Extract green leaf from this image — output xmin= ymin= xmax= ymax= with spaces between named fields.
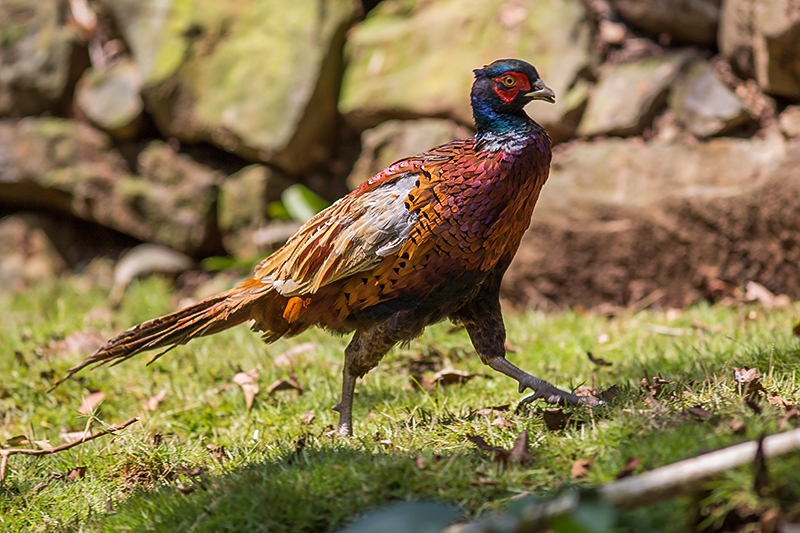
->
xmin=281 ymin=184 xmax=328 ymax=223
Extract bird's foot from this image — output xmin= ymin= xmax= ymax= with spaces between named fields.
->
xmin=332 ymin=403 xmax=354 ymax=437
xmin=516 ymin=378 xmax=603 ymax=410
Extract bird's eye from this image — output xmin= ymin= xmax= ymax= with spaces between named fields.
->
xmin=501 ymin=75 xmax=517 ymax=88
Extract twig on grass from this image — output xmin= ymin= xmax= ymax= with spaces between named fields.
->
xmin=0 ymin=417 xmax=139 ymax=481
xmin=447 ymin=427 xmax=800 ymax=532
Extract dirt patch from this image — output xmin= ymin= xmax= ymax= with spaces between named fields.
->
xmin=503 ymin=167 xmax=800 ymax=309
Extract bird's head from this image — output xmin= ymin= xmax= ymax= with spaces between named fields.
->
xmin=471 ymin=59 xmax=555 ymax=114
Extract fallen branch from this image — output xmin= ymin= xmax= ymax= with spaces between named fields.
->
xmin=0 ymin=417 xmax=139 ymax=481
xmin=447 ymin=427 xmax=800 ymax=532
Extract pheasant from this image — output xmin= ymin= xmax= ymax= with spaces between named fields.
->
xmin=54 ymin=59 xmax=588 ymax=435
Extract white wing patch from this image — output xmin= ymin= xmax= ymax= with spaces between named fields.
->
xmin=268 ymin=173 xmax=420 ymax=296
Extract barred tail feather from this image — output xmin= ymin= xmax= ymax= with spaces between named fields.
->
xmin=51 ymin=282 xmax=269 ymax=390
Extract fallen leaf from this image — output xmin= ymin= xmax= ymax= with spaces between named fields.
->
xmin=744 ymin=281 xmax=776 ymax=308
xmin=733 ymin=367 xmax=765 ymax=401
xmin=767 ymin=394 xmax=793 ymax=408
xmin=300 ymin=410 xmax=315 ymax=425
xmin=729 ymin=419 xmax=746 ymax=434
xmin=415 ymin=456 xmax=426 ymax=470
xmin=78 ymin=391 xmax=105 ymax=415
xmin=265 ymin=377 xmax=304 ymax=396
xmin=176 ymin=482 xmax=194 ymax=495
xmin=641 ymin=376 xmax=674 ymax=397
xmin=794 ymin=322 xmax=800 ymax=336
xmin=4 ymin=435 xmax=31 ymax=447
xmin=587 ymin=351 xmax=612 ymax=367
xmin=615 ymin=457 xmax=641 ymax=479
xmin=470 ymin=479 xmax=499 ymax=486
xmin=543 ymin=408 xmax=571 ymax=431
xmin=760 ymin=508 xmax=782 ymax=533
xmin=273 ymin=342 xmax=317 ymax=367
xmin=508 ymin=431 xmax=533 ymax=464
xmin=466 ymin=435 xmax=509 ymax=464
xmin=67 ymin=466 xmax=87 ymax=481
xmin=14 ymin=351 xmax=27 ymax=368
xmin=33 ymin=440 xmax=53 ymax=451
xmin=207 ymin=444 xmax=228 ymax=461
xmin=685 ymin=405 xmax=713 ymax=420
xmin=574 ymin=385 xmax=601 ymax=404
xmin=432 ymin=368 xmax=475 ymax=387
xmin=233 ymin=368 xmax=260 ymax=410
xmin=779 ymin=407 xmax=800 ymax=430
xmin=571 ymin=459 xmax=592 ymax=479
xmin=142 ymin=388 xmax=168 ymax=412
xmin=474 ymin=404 xmax=510 ymax=417
xmin=46 ymin=329 xmax=107 ymax=359
xmin=491 ymin=417 xmax=514 ymax=429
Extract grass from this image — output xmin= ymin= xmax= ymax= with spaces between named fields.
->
xmin=1 ymin=266 xmax=800 ymax=532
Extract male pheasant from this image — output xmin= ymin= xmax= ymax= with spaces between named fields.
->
xmin=55 ymin=59 xmax=587 ymax=435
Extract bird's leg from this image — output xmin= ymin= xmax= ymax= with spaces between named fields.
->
xmin=463 ymin=317 xmax=587 ymax=407
xmin=333 ymin=328 xmax=395 ymax=436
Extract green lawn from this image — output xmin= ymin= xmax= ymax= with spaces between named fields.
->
xmin=2 ymin=269 xmax=799 ymax=532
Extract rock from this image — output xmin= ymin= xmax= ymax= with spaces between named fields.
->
xmin=347 ymin=119 xmax=471 ymax=188
xmin=134 ymin=141 xmax=223 ymax=255
xmin=610 ymin=0 xmax=721 ymax=46
xmin=668 ymin=59 xmax=756 ymax=137
xmin=116 ymin=0 xmax=358 ymax=175
xmin=109 ymin=244 xmax=195 ymax=306
xmin=218 ymin=164 xmax=293 ymax=258
xmin=540 ymin=133 xmax=786 ymax=213
xmin=340 ymin=0 xmax=592 ymax=137
xmin=779 ymin=105 xmax=800 ymax=137
xmin=719 ymin=0 xmax=800 ymax=98
xmin=0 ymin=118 xmax=223 ymax=256
xmin=0 ymin=0 xmax=75 ymax=116
xmin=504 ymin=136 xmax=800 ymax=309
xmin=577 ymin=52 xmax=693 ymax=137
xmin=0 ymin=213 xmax=67 ymax=292
xmin=75 ymin=58 xmax=144 ymax=138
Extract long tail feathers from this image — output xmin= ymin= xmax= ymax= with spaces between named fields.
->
xmin=50 ymin=281 xmax=269 ymax=390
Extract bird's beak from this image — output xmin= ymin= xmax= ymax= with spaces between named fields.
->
xmin=526 ymin=81 xmax=556 ymax=103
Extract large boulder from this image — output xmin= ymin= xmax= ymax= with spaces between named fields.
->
xmin=100 ymin=0 xmax=358 ymax=175
xmin=668 ymin=59 xmax=756 ymax=138
xmin=75 ymin=58 xmax=144 ymax=138
xmin=577 ymin=52 xmax=693 ymax=137
xmin=0 ymin=0 xmax=75 ymax=116
xmin=0 ymin=118 xmax=223 ymax=256
xmin=719 ymin=0 xmax=800 ymax=99
xmin=609 ymin=0 xmax=721 ymax=46
xmin=339 ymin=0 xmax=592 ymax=137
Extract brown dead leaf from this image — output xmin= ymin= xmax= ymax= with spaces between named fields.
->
xmin=587 ymin=351 xmax=612 ymax=367
xmin=743 ymin=281 xmax=788 ymax=308
xmin=432 ymin=368 xmax=475 ymax=387
xmin=491 ymin=417 xmax=514 ymax=429
xmin=509 ymin=431 xmax=533 ymax=464
xmin=779 ymin=407 xmax=800 ymax=430
xmin=470 ymin=479 xmax=499 ymax=486
xmin=415 ymin=456 xmax=426 ymax=470
xmin=474 ymin=404 xmax=510 ymax=417
xmin=767 ymin=393 xmax=793 ymax=408
xmin=685 ymin=405 xmax=713 ymax=420
xmin=233 ymin=368 xmax=260 ymax=410
xmin=78 ymin=391 xmax=105 ymax=415
xmin=571 ymin=459 xmax=592 ymax=479
xmin=67 ymin=466 xmax=87 ymax=481
xmin=265 ymin=377 xmax=304 ymax=396
xmin=760 ymin=508 xmax=782 ymax=533
xmin=273 ymin=342 xmax=317 ymax=367
xmin=794 ymin=322 xmax=800 ymax=336
xmin=543 ymin=408 xmax=571 ymax=431
xmin=46 ymin=329 xmax=107 ymax=359
xmin=466 ymin=435 xmax=509 ymax=464
xmin=207 ymin=444 xmax=228 ymax=461
xmin=574 ymin=385 xmax=601 ymax=404
xmin=33 ymin=439 xmax=53 ymax=451
xmin=615 ymin=457 xmax=641 ymax=479
xmin=4 ymin=435 xmax=31 ymax=447
xmin=142 ymin=388 xmax=168 ymax=412
xmin=300 ymin=410 xmax=315 ymax=425
xmin=733 ymin=367 xmax=764 ymax=396
xmin=176 ymin=482 xmax=194 ymax=494
xmin=729 ymin=419 xmax=746 ymax=434
xmin=641 ymin=376 xmax=674 ymax=397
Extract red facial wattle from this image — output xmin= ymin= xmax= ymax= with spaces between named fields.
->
xmin=492 ymin=72 xmax=532 ymax=103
